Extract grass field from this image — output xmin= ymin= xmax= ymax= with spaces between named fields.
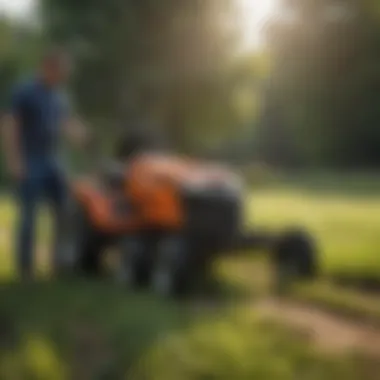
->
xmin=248 ymin=173 xmax=380 ymax=279
xmin=1 ymin=176 xmax=380 ymax=379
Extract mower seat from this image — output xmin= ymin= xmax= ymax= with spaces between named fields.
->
xmin=100 ymin=161 xmax=127 ymax=191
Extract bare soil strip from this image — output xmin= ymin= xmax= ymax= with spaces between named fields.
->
xmin=255 ymin=297 xmax=380 ymax=356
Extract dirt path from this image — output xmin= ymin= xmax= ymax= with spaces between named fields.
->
xmin=255 ymin=297 xmax=380 ymax=356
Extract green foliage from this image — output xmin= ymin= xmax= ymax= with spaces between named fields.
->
xmin=40 ymin=0 xmax=253 ymax=153
xmin=260 ymin=0 xmax=380 ymax=168
xmin=0 ymin=18 xmax=43 ymax=108
xmin=2 ymin=0 xmax=380 ymax=168
xmin=0 ymin=18 xmax=43 ymax=184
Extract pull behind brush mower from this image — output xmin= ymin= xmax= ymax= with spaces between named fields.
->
xmin=62 ymin=131 xmax=318 ymax=298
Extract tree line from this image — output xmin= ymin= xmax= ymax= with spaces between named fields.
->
xmin=1 ymin=0 xmax=380 ymax=172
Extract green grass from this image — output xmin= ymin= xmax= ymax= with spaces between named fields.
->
xmin=241 ymin=177 xmax=380 ymax=326
xmin=0 ymin=281 xmax=187 ymax=379
xmin=248 ymin=185 xmax=380 ymax=278
xmin=1 ymin=175 xmax=380 ymax=379
xmin=1 ymin=282 xmax=376 ymax=380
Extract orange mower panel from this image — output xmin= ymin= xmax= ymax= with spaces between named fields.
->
xmin=71 ymin=180 xmax=141 ymax=234
xmin=126 ymin=155 xmax=185 ymax=229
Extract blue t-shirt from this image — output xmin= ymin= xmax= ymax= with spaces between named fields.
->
xmin=9 ymin=78 xmax=70 ymax=167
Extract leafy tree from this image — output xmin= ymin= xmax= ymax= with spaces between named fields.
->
xmin=41 ymin=0 xmax=254 ymax=153
xmin=261 ymin=0 xmax=380 ymax=167
xmin=0 ymin=17 xmax=43 ymax=183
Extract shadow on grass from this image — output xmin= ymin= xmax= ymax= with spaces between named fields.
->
xmin=0 ymin=267 xmax=264 ymax=377
xmin=331 ymin=275 xmax=380 ymax=294
xmin=0 ymin=279 xmax=190 ymax=379
xmin=254 ymin=174 xmax=380 ymax=200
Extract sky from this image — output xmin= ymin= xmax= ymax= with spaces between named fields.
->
xmin=0 ymin=0 xmax=34 ymax=19
xmin=238 ymin=0 xmax=278 ymax=50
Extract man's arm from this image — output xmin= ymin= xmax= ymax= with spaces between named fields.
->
xmin=1 ymin=88 xmax=25 ymax=180
xmin=60 ymin=92 xmax=89 ymax=148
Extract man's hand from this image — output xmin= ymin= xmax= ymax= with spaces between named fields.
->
xmin=7 ymin=158 xmax=24 ymax=182
xmin=65 ymin=118 xmax=91 ymax=148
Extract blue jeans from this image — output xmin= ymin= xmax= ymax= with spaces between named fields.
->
xmin=16 ymin=161 xmax=68 ymax=277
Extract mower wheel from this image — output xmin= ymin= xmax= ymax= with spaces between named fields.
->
xmin=272 ymin=229 xmax=318 ymax=291
xmin=67 ymin=202 xmax=104 ymax=277
xmin=117 ymin=236 xmax=153 ymax=289
xmin=151 ymin=235 xmax=193 ymax=299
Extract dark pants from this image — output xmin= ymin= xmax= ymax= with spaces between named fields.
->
xmin=16 ymin=162 xmax=68 ymax=278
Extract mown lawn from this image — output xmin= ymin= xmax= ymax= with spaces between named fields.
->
xmin=243 ymin=176 xmax=380 ymax=325
xmin=248 ymin=174 xmax=380 ymax=278
xmin=0 ymin=175 xmax=380 ymax=379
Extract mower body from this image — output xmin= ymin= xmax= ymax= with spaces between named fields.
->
xmin=67 ymin=152 xmax=317 ymax=298
xmin=71 ymin=153 xmax=243 ymax=253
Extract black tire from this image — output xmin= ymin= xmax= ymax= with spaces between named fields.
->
xmin=151 ymin=235 xmax=193 ymax=299
xmin=67 ymin=201 xmax=104 ymax=277
xmin=272 ymin=229 xmax=318 ymax=291
xmin=117 ymin=236 xmax=154 ymax=289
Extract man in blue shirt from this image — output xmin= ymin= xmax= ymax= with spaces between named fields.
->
xmin=2 ymin=48 xmax=87 ymax=280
